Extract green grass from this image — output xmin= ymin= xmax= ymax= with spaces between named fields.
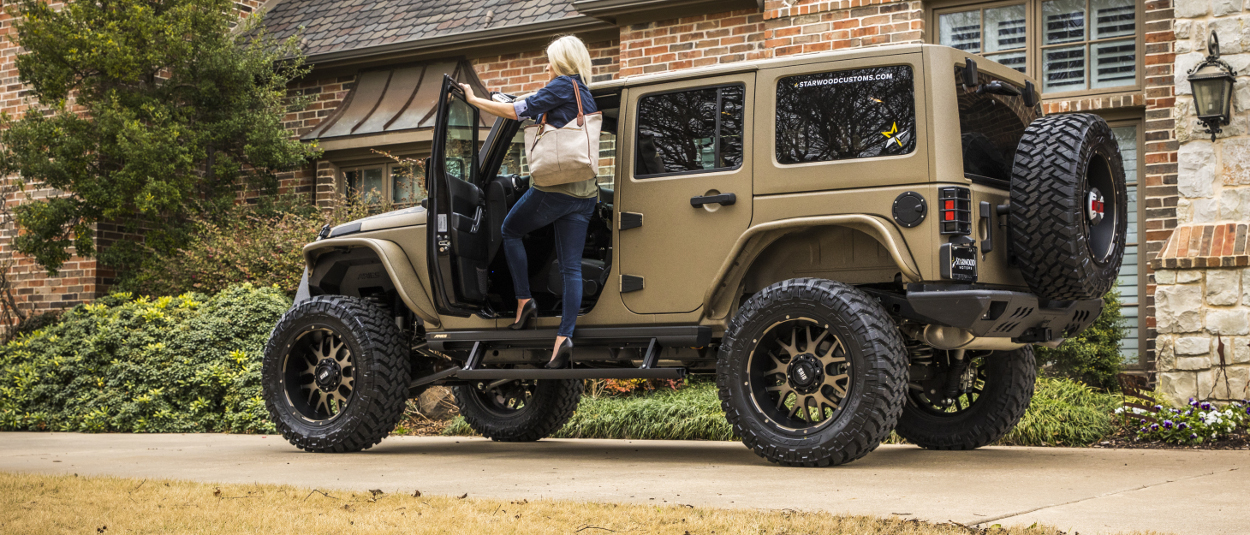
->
xmin=999 ymin=376 xmax=1120 ymax=447
xmin=444 ymin=376 xmax=1121 ymax=447
xmin=444 ymin=381 xmax=735 ymax=441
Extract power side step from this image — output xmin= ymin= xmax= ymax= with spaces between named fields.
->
xmin=408 ymin=335 xmax=688 ymax=392
xmin=424 ymin=325 xmax=711 ymax=351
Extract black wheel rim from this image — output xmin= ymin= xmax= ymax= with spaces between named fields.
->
xmin=747 ymin=318 xmax=853 ymax=431
xmin=468 ymin=379 xmax=537 ymax=417
xmin=282 ymin=327 xmax=356 ymax=422
xmin=906 ymin=349 xmax=987 ymax=416
xmin=1082 ymin=151 xmax=1120 ymax=265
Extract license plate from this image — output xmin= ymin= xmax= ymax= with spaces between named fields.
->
xmin=942 ymin=243 xmax=978 ymax=282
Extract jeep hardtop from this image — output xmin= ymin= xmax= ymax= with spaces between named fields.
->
xmin=262 ymin=44 xmax=1126 ymax=466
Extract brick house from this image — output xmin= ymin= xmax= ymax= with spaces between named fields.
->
xmin=1 ymin=1 xmax=1214 ymax=383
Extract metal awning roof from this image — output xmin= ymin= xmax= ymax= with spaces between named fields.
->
xmin=302 ymin=59 xmax=493 ymax=144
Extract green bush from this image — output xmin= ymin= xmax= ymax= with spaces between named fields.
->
xmin=0 ymin=284 xmax=291 ymax=433
xmin=118 ymin=196 xmax=376 ymax=297
xmin=999 ymin=376 xmax=1120 ymax=447
xmin=445 ymin=376 xmax=1119 ymax=447
xmin=1034 ymin=291 xmax=1127 ymax=390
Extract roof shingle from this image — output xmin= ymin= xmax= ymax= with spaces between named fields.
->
xmin=263 ymin=0 xmax=579 ymax=59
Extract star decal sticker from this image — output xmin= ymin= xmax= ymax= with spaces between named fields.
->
xmin=881 ymin=122 xmax=902 ymax=147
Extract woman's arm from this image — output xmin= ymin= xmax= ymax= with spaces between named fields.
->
xmin=460 ymin=83 xmax=520 ymax=120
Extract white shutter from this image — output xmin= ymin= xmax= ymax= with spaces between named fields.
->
xmin=1092 ymin=0 xmax=1136 ymax=88
xmin=939 ymin=11 xmax=982 ymax=53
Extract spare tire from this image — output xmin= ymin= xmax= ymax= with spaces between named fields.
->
xmin=1009 ymin=113 xmax=1127 ymax=301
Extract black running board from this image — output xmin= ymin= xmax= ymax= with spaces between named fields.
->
xmin=456 ymin=367 xmax=685 ymax=380
xmin=425 ymin=325 xmax=711 ymax=351
xmin=408 ymin=365 xmax=684 ymax=391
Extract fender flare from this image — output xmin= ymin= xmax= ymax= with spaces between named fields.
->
xmin=701 ymin=215 xmax=922 ymax=320
xmin=303 ymin=237 xmax=442 ymax=328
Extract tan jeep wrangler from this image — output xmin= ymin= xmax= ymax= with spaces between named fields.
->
xmin=262 ymin=44 xmax=1126 ymax=466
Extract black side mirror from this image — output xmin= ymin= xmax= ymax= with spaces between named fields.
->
xmin=962 ymin=58 xmax=979 ymax=89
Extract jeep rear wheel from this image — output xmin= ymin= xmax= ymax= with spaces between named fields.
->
xmin=263 ymin=295 xmax=411 ymax=453
xmin=717 ymin=278 xmax=907 ymax=467
xmin=894 ymin=345 xmax=1035 ymax=450
xmin=454 ymin=378 xmax=582 ymax=442
xmin=1010 ymin=113 xmax=1127 ymax=301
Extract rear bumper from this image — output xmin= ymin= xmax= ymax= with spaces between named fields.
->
xmin=874 ymin=288 xmax=1103 ymax=342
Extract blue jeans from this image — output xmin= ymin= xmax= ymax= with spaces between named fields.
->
xmin=501 ymin=188 xmax=598 ymax=337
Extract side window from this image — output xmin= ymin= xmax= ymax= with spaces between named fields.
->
xmin=444 ymin=94 xmax=478 ymax=183
xmin=634 ymin=84 xmax=744 ymax=178
xmin=775 ymin=66 xmax=916 ymax=164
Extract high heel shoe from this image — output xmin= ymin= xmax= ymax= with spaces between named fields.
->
xmin=545 ymin=338 xmax=573 ymax=369
xmin=509 ymin=300 xmax=537 ymax=330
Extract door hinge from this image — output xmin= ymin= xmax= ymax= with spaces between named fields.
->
xmin=621 ymin=275 xmax=644 ymax=293
xmin=620 ymin=212 xmax=643 ymax=231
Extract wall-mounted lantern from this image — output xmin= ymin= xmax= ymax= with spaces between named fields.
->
xmin=1187 ymin=31 xmax=1237 ymax=142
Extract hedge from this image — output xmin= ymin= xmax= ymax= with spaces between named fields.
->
xmin=0 ymin=284 xmax=290 ymax=433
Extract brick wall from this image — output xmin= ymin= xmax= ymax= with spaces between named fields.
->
xmin=763 ymin=0 xmax=924 ymax=56
xmin=619 ymin=10 xmax=766 ymax=77
xmin=0 ymin=2 xmax=107 ymax=323
xmin=474 ymin=39 xmax=620 ymax=95
xmin=1142 ymin=0 xmax=1180 ymax=373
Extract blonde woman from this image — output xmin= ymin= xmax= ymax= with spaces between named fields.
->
xmin=461 ymin=35 xmax=599 ymax=369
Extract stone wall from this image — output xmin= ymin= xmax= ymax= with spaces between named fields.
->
xmin=1153 ymin=0 xmax=1250 ymax=403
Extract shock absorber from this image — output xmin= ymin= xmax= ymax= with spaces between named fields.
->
xmin=940 ymin=349 xmax=969 ymax=405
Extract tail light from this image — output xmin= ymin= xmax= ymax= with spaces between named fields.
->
xmin=939 ymin=187 xmax=972 ymax=235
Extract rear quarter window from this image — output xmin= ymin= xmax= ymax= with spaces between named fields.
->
xmin=955 ymin=67 xmax=1038 ymax=184
xmin=775 ymin=65 xmax=916 ymax=164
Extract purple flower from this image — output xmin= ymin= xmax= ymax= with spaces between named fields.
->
xmin=1189 ymin=398 xmax=1198 ymax=406
xmin=1190 ymin=433 xmax=1198 ymax=439
xmin=1163 ymin=420 xmax=1174 ymax=429
xmin=1150 ymin=423 xmax=1160 ymax=431
xmin=1201 ymin=402 xmax=1213 ymax=410
xmin=1178 ymin=423 xmax=1189 ymax=430
xmin=1172 ymin=409 xmax=1180 ymax=414
xmin=1154 ymin=405 xmax=1164 ymax=411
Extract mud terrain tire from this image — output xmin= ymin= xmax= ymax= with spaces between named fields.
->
xmin=717 ymin=278 xmax=907 ymax=467
xmin=895 ymin=346 xmax=1036 ymax=450
xmin=1010 ymin=113 xmax=1127 ymax=301
xmin=263 ymin=295 xmax=410 ymax=453
xmin=455 ymin=379 xmax=582 ymax=442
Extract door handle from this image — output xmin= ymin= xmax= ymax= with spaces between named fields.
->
xmin=469 ymin=206 xmax=484 ymax=233
xmin=690 ymin=193 xmax=736 ymax=207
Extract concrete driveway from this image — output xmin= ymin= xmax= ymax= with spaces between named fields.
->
xmin=3 ymin=433 xmax=1246 ymax=535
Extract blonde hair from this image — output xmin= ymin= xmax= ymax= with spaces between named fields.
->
xmin=546 ymin=35 xmax=593 ymax=83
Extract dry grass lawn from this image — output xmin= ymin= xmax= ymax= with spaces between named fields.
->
xmin=0 ymin=471 xmax=1165 ymax=535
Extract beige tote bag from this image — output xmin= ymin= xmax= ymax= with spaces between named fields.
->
xmin=523 ymin=79 xmax=602 ymax=187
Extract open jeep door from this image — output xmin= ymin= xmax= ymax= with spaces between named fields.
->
xmin=428 ymin=75 xmax=490 ymax=315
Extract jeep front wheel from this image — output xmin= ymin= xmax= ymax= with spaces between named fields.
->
xmin=717 ymin=278 xmax=907 ymax=467
xmin=262 ymin=295 xmax=410 ymax=453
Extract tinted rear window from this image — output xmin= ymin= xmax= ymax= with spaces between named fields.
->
xmin=775 ymin=66 xmax=916 ymax=164
xmin=955 ymin=67 xmax=1038 ymax=184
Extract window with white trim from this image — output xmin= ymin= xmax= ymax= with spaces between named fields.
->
xmin=933 ymin=0 xmax=1140 ymax=96
xmin=342 ymin=162 xmax=425 ymax=205
xmin=1110 ymin=123 xmax=1144 ymax=367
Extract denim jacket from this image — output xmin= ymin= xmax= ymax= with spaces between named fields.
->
xmin=511 ymin=74 xmax=600 ymax=199
xmin=512 ymin=75 xmax=597 ymax=129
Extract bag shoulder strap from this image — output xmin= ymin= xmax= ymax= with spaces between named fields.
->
xmin=539 ymin=76 xmax=587 ymax=127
